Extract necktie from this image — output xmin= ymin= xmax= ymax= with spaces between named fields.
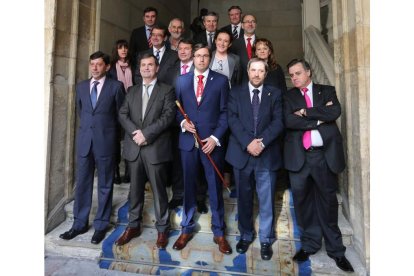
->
xmin=181 ymin=64 xmax=189 ymax=75
xmin=147 ymin=28 xmax=153 ymax=48
xmin=252 ymin=89 xmax=260 ymax=135
xmin=90 ymin=80 xmax=99 ymax=109
xmin=155 ymin=50 xmax=160 ymax=61
xmin=246 ymin=37 xmax=252 ymax=59
xmin=232 ymin=25 xmax=238 ymax=39
xmin=208 ymin=32 xmax=214 ymax=48
xmin=196 ymin=75 xmax=204 ymax=105
xmin=142 ymin=84 xmax=152 ymax=118
xmin=302 ymin=87 xmax=312 ymax=149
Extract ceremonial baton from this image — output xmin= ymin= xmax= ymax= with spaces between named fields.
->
xmin=175 ymin=100 xmax=231 ymax=193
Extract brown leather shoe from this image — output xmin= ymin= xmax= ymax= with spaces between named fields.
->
xmin=172 ymin=233 xmax=193 ymax=250
xmin=213 ymin=236 xmax=233 ymax=255
xmin=156 ymin=231 xmax=169 ymax=249
xmin=115 ymin=227 xmax=141 ymax=246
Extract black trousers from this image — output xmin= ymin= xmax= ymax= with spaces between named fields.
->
xmin=289 ymin=149 xmax=346 ymax=257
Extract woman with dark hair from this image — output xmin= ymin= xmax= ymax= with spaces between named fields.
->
xmin=209 ymin=29 xmax=241 ymax=88
xmin=108 ymin=39 xmax=135 ymax=184
xmin=252 ymin=38 xmax=287 ymax=95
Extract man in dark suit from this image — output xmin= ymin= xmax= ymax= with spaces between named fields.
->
xmin=167 ymin=39 xmax=195 ymax=210
xmin=284 ymin=59 xmax=354 ymax=272
xmin=129 ymin=7 xmax=158 ymax=68
xmin=230 ymin=14 xmax=257 ymax=83
xmin=59 ymin=51 xmax=125 ymax=244
xmin=172 ymin=44 xmax=232 ymax=255
xmin=135 ymin=25 xmax=178 ymax=86
xmin=220 ymin=5 xmax=244 ymax=40
xmin=193 ymin=11 xmax=219 ymax=52
xmin=226 ymin=58 xmax=284 ymax=260
xmin=115 ymin=53 xmax=176 ymax=249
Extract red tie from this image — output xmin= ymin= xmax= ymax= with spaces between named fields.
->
xmin=246 ymin=37 xmax=252 ymax=59
xmin=302 ymin=87 xmax=312 ymax=149
xmin=196 ymin=75 xmax=204 ymax=105
xmin=181 ymin=64 xmax=189 ymax=75
xmin=147 ymin=28 xmax=153 ymax=48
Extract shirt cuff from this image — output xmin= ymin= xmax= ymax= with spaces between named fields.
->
xmin=180 ymin=119 xmax=186 ymax=132
xmin=210 ymin=135 xmax=221 ymax=147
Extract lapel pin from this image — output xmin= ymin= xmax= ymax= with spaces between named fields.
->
xmin=268 ymin=92 xmax=271 ymax=96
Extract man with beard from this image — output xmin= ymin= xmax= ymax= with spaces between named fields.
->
xmin=167 ymin=18 xmax=185 ymax=51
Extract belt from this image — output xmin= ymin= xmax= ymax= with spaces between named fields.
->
xmin=305 ymin=146 xmax=324 ymax=152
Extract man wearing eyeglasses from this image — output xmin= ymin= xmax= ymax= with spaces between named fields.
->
xmin=230 ymin=14 xmax=258 ymax=83
xmin=173 ymin=43 xmax=232 ymax=255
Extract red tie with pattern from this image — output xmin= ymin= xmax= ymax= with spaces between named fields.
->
xmin=246 ymin=37 xmax=252 ymax=59
xmin=302 ymin=87 xmax=312 ymax=149
xmin=196 ymin=75 xmax=204 ymax=105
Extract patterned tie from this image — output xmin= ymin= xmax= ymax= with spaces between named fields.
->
xmin=208 ymin=32 xmax=214 ymax=48
xmin=155 ymin=50 xmax=160 ymax=61
xmin=302 ymin=87 xmax=312 ymax=149
xmin=90 ymin=80 xmax=99 ymax=109
xmin=252 ymin=89 xmax=260 ymax=135
xmin=142 ymin=84 xmax=152 ymax=118
xmin=181 ymin=64 xmax=189 ymax=75
xmin=147 ymin=28 xmax=153 ymax=48
xmin=246 ymin=37 xmax=252 ymax=59
xmin=232 ymin=25 xmax=238 ymax=39
xmin=196 ymin=75 xmax=204 ymax=105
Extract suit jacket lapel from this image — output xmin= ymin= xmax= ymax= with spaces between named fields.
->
xmin=257 ymin=86 xmax=271 ymax=127
xmin=143 ymin=82 xmax=159 ymax=120
xmin=241 ymin=86 xmax=254 ymax=129
xmin=135 ymin=85 xmax=143 ymax=120
xmin=312 ymin=83 xmax=323 ymax=107
xmin=228 ymin=54 xmax=236 ymax=80
xmin=199 ymin=71 xmax=214 ymax=106
xmin=94 ymin=79 xmax=109 ymax=110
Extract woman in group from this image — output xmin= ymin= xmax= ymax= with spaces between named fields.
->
xmin=108 ymin=39 xmax=134 ymax=184
xmin=252 ymin=38 xmax=287 ymax=95
xmin=209 ymin=29 xmax=242 ymax=88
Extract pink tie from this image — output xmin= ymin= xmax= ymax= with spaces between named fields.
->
xmin=181 ymin=64 xmax=189 ymax=75
xmin=302 ymin=87 xmax=312 ymax=149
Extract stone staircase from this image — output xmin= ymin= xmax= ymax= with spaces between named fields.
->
xmin=45 ymin=177 xmax=366 ymax=275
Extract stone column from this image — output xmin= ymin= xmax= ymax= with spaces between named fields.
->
xmin=302 ymin=0 xmax=321 ymax=54
xmin=332 ymin=0 xmax=370 ymax=271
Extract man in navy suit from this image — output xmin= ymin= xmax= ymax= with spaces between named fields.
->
xmin=193 ymin=12 xmax=219 ymax=51
xmin=129 ymin=7 xmax=158 ymax=69
xmin=60 ymin=51 xmax=125 ymax=244
xmin=226 ymin=58 xmax=284 ymax=260
xmin=172 ymin=44 xmax=232 ymax=255
xmin=284 ymin=59 xmax=354 ymax=272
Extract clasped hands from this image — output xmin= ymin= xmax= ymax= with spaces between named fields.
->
xmin=183 ymin=120 xmax=216 ymax=155
xmin=247 ymin=138 xmax=264 ymax=157
xmin=132 ymin=129 xmax=147 ymax=146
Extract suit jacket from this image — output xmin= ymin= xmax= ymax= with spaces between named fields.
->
xmin=76 ymin=78 xmax=125 ymax=157
xmin=209 ymin=51 xmax=242 ymax=88
xmin=134 ymin=48 xmax=178 ymax=86
xmin=118 ymin=81 xmax=176 ymax=164
xmin=129 ymin=26 xmax=150 ymax=66
xmin=171 ymin=60 xmax=195 ymax=87
xmin=229 ymin=36 xmax=257 ymax=83
xmin=283 ymin=83 xmax=345 ymax=174
xmin=226 ymin=84 xmax=284 ymax=170
xmin=220 ymin=24 xmax=244 ymax=39
xmin=193 ymin=31 xmax=217 ymax=51
xmin=175 ymin=70 xmax=229 ymax=151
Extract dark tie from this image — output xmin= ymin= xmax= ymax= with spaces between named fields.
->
xmin=147 ymin=28 xmax=153 ymax=48
xmin=232 ymin=25 xmax=238 ymax=38
xmin=90 ymin=81 xmax=99 ymax=109
xmin=155 ymin=50 xmax=160 ymax=61
xmin=208 ymin=32 xmax=214 ymax=48
xmin=252 ymin=89 xmax=260 ymax=135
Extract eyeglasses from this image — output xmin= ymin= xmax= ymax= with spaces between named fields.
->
xmin=243 ymin=20 xmax=256 ymax=24
xmin=194 ymin=54 xmax=210 ymax=59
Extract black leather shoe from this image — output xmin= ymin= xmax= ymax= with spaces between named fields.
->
xmin=329 ymin=255 xmax=354 ymax=272
xmin=168 ymin=198 xmax=183 ymax=209
xmin=293 ymin=248 xmax=314 ymax=262
xmin=197 ymin=200 xmax=208 ymax=214
xmin=236 ymin=239 xmax=252 ymax=254
xmin=260 ymin=243 xmax=273 ymax=260
xmin=59 ymin=226 xmax=88 ymax=240
xmin=91 ymin=230 xmax=106 ymax=244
